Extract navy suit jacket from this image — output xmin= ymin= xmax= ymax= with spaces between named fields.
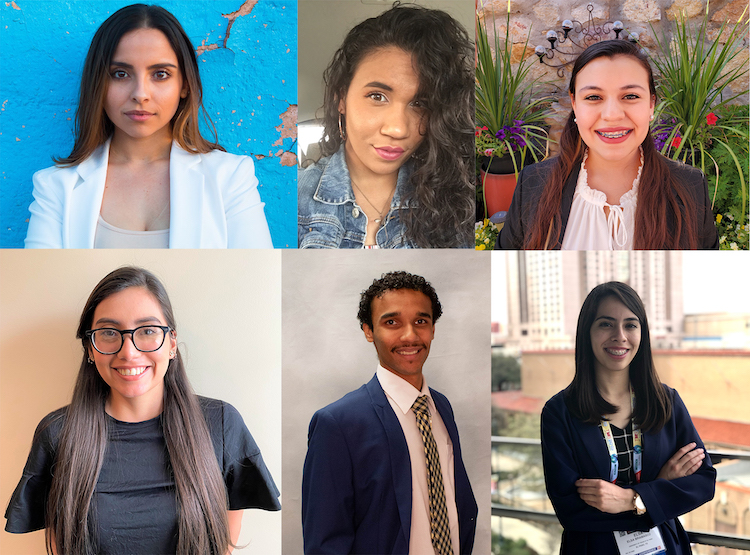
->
xmin=497 ymin=156 xmax=719 ymax=249
xmin=541 ymin=385 xmax=716 ymax=554
xmin=302 ymin=375 xmax=478 ymax=554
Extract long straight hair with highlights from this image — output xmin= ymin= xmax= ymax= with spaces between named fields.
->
xmin=55 ymin=4 xmax=223 ymax=166
xmin=44 ymin=267 xmax=230 ymax=555
xmin=318 ymin=3 xmax=475 ymax=248
xmin=525 ymin=40 xmax=698 ymax=249
xmin=565 ymin=281 xmax=672 ymax=432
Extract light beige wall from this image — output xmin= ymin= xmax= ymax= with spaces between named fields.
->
xmin=0 ymin=250 xmax=281 ymax=554
xmin=522 ymin=350 xmax=750 ymax=423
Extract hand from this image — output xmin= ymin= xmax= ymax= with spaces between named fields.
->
xmin=657 ymin=442 xmax=705 ymax=481
xmin=576 ymin=478 xmax=635 ymax=514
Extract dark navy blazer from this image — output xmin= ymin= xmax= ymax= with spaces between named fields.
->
xmin=541 ymin=385 xmax=716 ymax=554
xmin=302 ymin=375 xmax=478 ymax=554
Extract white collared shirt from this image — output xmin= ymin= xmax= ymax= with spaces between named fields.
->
xmin=376 ymin=365 xmax=459 ymax=555
xmin=561 ymin=148 xmax=643 ymax=250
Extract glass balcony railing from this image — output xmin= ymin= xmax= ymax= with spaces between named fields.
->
xmin=491 ymin=436 xmax=750 ymax=554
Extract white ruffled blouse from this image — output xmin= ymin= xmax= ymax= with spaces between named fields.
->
xmin=561 ymin=148 xmax=643 ymax=250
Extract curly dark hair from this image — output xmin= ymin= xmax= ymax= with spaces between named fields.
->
xmin=319 ymin=2 xmax=475 ymax=248
xmin=357 ymin=271 xmax=442 ymax=329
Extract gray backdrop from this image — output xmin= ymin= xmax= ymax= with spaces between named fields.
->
xmin=282 ymin=250 xmax=491 ymax=554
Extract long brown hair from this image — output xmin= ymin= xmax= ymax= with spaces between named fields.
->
xmin=318 ymin=3 xmax=475 ymax=248
xmin=565 ymin=282 xmax=672 ymax=432
xmin=45 ymin=267 xmax=231 ymax=554
xmin=55 ymin=4 xmax=223 ymax=167
xmin=526 ymin=40 xmax=698 ymax=249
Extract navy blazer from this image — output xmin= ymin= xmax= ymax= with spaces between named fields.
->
xmin=541 ymin=386 xmax=716 ymax=554
xmin=498 ymin=156 xmax=719 ymax=249
xmin=302 ymin=375 xmax=478 ymax=554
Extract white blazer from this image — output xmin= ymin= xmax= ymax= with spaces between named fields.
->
xmin=24 ymin=140 xmax=274 ymax=248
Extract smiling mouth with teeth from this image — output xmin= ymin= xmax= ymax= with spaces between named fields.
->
xmin=115 ymin=367 xmax=148 ymax=376
xmin=596 ymin=130 xmax=632 ymax=139
xmin=605 ymin=348 xmax=628 ymax=355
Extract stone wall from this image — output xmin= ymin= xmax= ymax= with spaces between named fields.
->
xmin=478 ymin=0 xmax=749 ymax=152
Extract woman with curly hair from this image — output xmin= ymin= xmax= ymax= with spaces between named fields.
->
xmin=498 ymin=40 xmax=718 ymax=250
xmin=298 ymin=3 xmax=475 ymax=248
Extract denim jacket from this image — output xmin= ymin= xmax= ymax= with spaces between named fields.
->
xmin=298 ymin=146 xmax=415 ymax=248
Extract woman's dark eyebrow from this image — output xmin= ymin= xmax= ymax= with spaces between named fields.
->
xmin=364 ymin=81 xmax=393 ymax=91
xmin=579 ymin=84 xmax=647 ymax=92
xmin=110 ymin=61 xmax=178 ymax=70
xmin=595 ymin=315 xmax=640 ymax=322
xmin=93 ymin=316 xmax=163 ymax=326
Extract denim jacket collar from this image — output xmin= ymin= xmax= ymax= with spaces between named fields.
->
xmin=313 ymin=145 xmax=416 ymax=210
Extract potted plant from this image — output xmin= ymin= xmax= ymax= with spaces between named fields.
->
xmin=647 ymin=3 xmax=748 ymax=246
xmin=475 ymin=1 xmax=551 ymax=220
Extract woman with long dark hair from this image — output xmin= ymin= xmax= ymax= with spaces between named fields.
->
xmin=25 ymin=4 xmax=273 ymax=248
xmin=4 ymin=267 xmax=280 ymax=554
xmin=297 ymin=3 xmax=475 ymax=248
xmin=541 ymin=282 xmax=715 ymax=553
xmin=499 ymin=40 xmax=718 ymax=250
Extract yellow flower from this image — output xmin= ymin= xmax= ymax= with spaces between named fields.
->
xmin=476 ymin=244 xmax=486 ymax=250
xmin=716 ymin=213 xmax=722 ymax=224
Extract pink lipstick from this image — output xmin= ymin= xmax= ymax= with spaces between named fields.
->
xmin=374 ymin=146 xmax=405 ymax=161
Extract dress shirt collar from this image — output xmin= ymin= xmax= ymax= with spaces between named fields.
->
xmin=376 ymin=365 xmax=433 ymax=415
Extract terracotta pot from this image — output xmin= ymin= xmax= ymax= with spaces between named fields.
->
xmin=479 ymin=169 xmax=517 ymax=216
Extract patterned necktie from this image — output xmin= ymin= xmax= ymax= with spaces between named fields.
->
xmin=411 ymin=395 xmax=453 ymax=555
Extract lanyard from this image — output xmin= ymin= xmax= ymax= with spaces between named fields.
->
xmin=600 ymin=390 xmax=642 ymax=484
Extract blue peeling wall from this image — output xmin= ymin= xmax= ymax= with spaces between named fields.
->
xmin=0 ymin=0 xmax=297 ymax=248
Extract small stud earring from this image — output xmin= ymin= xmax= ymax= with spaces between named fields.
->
xmin=338 ymin=113 xmax=347 ymax=142
xmin=650 ymin=114 xmax=654 ymax=121
xmin=88 ymin=357 xmax=94 ymax=364
xmin=574 ymin=117 xmax=577 ymax=123
xmin=169 ymin=351 xmax=176 ymax=359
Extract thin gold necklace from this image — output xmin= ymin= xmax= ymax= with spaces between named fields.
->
xmin=350 ymin=178 xmax=395 ymax=224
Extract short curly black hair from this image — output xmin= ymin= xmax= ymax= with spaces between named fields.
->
xmin=357 ymin=271 xmax=442 ymax=329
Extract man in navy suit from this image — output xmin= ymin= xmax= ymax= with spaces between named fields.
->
xmin=302 ymin=271 xmax=478 ymax=555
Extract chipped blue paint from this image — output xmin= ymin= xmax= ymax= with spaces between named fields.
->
xmin=0 ymin=0 xmax=297 ymax=248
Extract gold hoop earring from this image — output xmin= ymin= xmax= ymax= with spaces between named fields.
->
xmin=338 ymin=113 xmax=346 ymax=142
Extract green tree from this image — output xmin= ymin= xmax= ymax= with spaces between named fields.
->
xmin=492 ymin=352 xmax=521 ymax=391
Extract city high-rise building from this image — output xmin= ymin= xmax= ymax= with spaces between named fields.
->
xmin=504 ymin=251 xmax=683 ymax=350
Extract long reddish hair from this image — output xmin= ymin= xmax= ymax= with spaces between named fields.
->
xmin=526 ymin=40 xmax=698 ymax=249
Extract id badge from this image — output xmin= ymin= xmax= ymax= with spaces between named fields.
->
xmin=613 ymin=527 xmax=666 ymax=555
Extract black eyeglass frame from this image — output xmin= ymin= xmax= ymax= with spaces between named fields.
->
xmin=85 ymin=325 xmax=172 ymax=355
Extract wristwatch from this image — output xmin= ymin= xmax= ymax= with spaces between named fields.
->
xmin=633 ymin=492 xmax=647 ymax=515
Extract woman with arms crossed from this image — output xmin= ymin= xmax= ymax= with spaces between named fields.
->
xmin=542 ymin=282 xmax=715 ymax=553
xmin=498 ymin=40 xmax=718 ymax=250
xmin=25 ymin=4 xmax=273 ymax=248
xmin=298 ymin=4 xmax=475 ymax=248
xmin=5 ymin=267 xmax=280 ymax=554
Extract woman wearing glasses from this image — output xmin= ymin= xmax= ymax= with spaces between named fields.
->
xmin=5 ymin=267 xmax=280 ymax=554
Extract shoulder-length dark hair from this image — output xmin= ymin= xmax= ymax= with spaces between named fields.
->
xmin=55 ymin=4 xmax=223 ymax=166
xmin=45 ymin=267 xmax=230 ymax=555
xmin=525 ymin=40 xmax=698 ymax=249
xmin=565 ymin=281 xmax=672 ymax=432
xmin=318 ymin=2 xmax=475 ymax=248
